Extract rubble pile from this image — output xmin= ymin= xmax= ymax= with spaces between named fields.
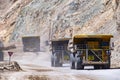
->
xmin=0 ymin=61 xmax=22 ymax=71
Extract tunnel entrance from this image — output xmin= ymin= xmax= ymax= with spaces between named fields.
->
xmin=22 ymin=36 xmax=40 ymax=52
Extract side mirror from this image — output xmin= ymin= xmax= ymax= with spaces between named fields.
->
xmin=110 ymin=42 xmax=114 ymax=50
xmin=112 ymin=42 xmax=114 ymax=47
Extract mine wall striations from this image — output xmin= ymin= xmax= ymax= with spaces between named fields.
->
xmin=0 ymin=0 xmax=120 ymax=67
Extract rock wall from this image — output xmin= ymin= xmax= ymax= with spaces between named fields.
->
xmin=0 ymin=0 xmax=32 ymax=42
xmin=11 ymin=0 xmax=116 ymax=40
xmin=0 ymin=0 xmax=120 ymax=67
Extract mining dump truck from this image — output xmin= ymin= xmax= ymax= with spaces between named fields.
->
xmin=22 ymin=36 xmax=40 ymax=52
xmin=68 ymin=34 xmax=113 ymax=69
xmin=50 ymin=38 xmax=70 ymax=67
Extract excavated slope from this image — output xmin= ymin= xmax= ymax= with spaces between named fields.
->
xmin=0 ymin=0 xmax=120 ymax=67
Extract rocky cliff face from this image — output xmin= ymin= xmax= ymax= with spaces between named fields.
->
xmin=0 ymin=0 xmax=32 ymax=42
xmin=0 ymin=0 xmax=120 ymax=67
xmin=11 ymin=0 xmax=118 ymax=40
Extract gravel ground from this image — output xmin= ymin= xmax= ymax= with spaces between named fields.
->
xmin=1 ymin=51 xmax=120 ymax=80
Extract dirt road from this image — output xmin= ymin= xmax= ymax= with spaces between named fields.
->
xmin=1 ymin=52 xmax=120 ymax=80
xmin=1 ymin=62 xmax=120 ymax=80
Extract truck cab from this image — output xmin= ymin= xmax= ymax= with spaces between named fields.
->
xmin=68 ymin=34 xmax=113 ymax=69
xmin=50 ymin=38 xmax=70 ymax=67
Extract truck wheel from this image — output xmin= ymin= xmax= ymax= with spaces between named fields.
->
xmin=54 ymin=53 xmax=59 ymax=67
xmin=94 ymin=65 xmax=100 ymax=69
xmin=106 ymin=65 xmax=110 ymax=69
xmin=75 ymin=54 xmax=83 ymax=70
xmin=54 ymin=53 xmax=63 ymax=67
xmin=51 ymin=54 xmax=55 ymax=67
xmin=70 ymin=54 xmax=75 ymax=69
xmin=75 ymin=61 xmax=84 ymax=70
xmin=106 ymin=56 xmax=110 ymax=69
xmin=102 ymin=65 xmax=110 ymax=69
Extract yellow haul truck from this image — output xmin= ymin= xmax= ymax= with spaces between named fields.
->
xmin=68 ymin=34 xmax=113 ymax=69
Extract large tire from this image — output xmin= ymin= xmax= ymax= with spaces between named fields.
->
xmin=75 ymin=54 xmax=83 ymax=70
xmin=107 ymin=56 xmax=111 ymax=69
xmin=70 ymin=54 xmax=75 ymax=69
xmin=54 ymin=53 xmax=62 ymax=67
xmin=103 ymin=56 xmax=110 ymax=69
xmin=102 ymin=64 xmax=110 ymax=69
xmin=51 ymin=54 xmax=55 ymax=67
xmin=106 ymin=65 xmax=110 ymax=69
xmin=94 ymin=65 xmax=100 ymax=69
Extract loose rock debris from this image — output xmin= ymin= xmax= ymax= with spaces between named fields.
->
xmin=0 ymin=61 xmax=22 ymax=71
xmin=27 ymin=75 xmax=49 ymax=80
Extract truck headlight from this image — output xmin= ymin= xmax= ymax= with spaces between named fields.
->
xmin=106 ymin=50 xmax=111 ymax=55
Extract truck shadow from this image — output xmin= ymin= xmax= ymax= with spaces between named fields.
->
xmin=110 ymin=67 xmax=120 ymax=69
xmin=86 ymin=67 xmax=120 ymax=70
